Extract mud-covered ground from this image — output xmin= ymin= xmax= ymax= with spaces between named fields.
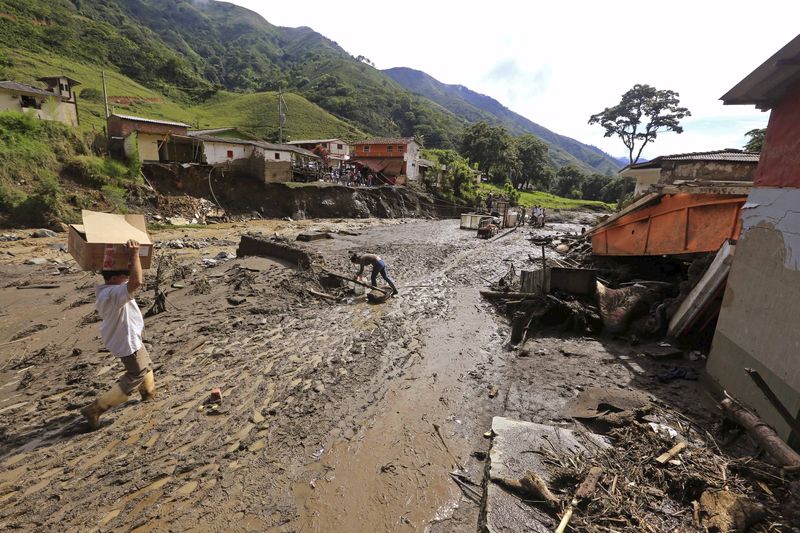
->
xmin=0 ymin=215 xmax=747 ymax=532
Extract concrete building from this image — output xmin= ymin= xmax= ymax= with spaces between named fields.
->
xmin=707 ymin=34 xmax=800 ymax=447
xmin=287 ymin=139 xmax=350 ymax=168
xmin=0 ymin=76 xmax=81 ymax=126
xmin=108 ymin=114 xmax=191 ymax=162
xmin=351 ymin=137 xmax=422 ymax=183
xmin=621 ymin=150 xmax=759 ymax=197
xmin=144 ymin=132 xmax=319 ymax=183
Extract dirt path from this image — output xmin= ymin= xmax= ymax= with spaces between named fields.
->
xmin=0 ymin=218 xmax=528 ymax=531
xmin=7 ymin=214 xmax=701 ymax=532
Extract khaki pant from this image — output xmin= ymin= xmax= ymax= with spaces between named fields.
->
xmin=118 ymin=346 xmax=153 ymax=395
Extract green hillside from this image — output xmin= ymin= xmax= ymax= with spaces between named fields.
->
xmin=384 ymin=67 xmax=621 ymax=176
xmin=0 ymin=0 xmax=463 ymax=147
xmin=0 ymin=0 xmax=617 ymax=168
xmin=2 ymin=49 xmax=364 ymax=141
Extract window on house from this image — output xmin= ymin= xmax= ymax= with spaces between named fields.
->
xmin=275 ymin=153 xmax=281 ymax=159
xmin=20 ymin=95 xmax=41 ymax=109
xmin=398 ymin=145 xmax=404 ymax=150
xmin=60 ymin=83 xmax=69 ymax=93
xmin=387 ymin=145 xmax=394 ymax=153
xmin=337 ymin=144 xmax=343 ymax=150
xmin=363 ymin=146 xmax=370 ymax=153
xmin=227 ymin=150 xmax=234 ymax=159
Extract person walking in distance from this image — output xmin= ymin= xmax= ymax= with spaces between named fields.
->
xmin=351 ymin=252 xmax=398 ymax=295
xmin=81 ymin=239 xmax=155 ymax=429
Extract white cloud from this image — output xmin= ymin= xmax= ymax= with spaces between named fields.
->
xmin=229 ymin=0 xmax=798 ymax=159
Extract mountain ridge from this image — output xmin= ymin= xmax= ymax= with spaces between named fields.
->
xmin=384 ymin=67 xmax=620 ymax=175
xmin=0 ymin=0 xmax=618 ymax=174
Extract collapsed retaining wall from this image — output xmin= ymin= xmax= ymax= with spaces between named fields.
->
xmin=143 ymin=163 xmax=461 ymax=220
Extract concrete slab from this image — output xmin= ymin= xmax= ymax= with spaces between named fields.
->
xmin=486 ymin=417 xmax=608 ymax=533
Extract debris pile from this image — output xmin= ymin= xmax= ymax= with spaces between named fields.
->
xmin=489 ymin=398 xmax=800 ymax=532
xmin=542 ymin=412 xmax=800 ymax=532
xmin=485 ymin=227 xmax=726 ymax=349
xmin=150 ymin=195 xmax=226 ymax=224
xmin=155 ymin=237 xmax=236 ymax=250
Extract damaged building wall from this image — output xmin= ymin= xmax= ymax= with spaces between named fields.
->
xmin=660 ymin=161 xmax=757 ymax=184
xmin=707 ymin=189 xmax=800 ymax=443
xmin=708 ymin=80 xmax=800 ymax=446
xmin=204 ymin=141 xmax=253 ymax=165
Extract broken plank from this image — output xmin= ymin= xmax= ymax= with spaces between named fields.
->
xmin=655 ymin=441 xmax=687 ymax=464
xmin=668 ymin=239 xmax=735 ymax=337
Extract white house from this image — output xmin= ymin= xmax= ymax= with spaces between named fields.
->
xmin=0 ymin=76 xmax=81 ymax=127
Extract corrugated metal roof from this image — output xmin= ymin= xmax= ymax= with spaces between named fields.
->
xmin=0 ymin=80 xmax=60 ymax=98
xmin=354 ymin=137 xmax=418 ymax=145
xmin=187 ymin=127 xmax=237 ymax=136
xmin=628 ymin=150 xmax=759 ymax=170
xmin=110 ymin=113 xmax=190 ymax=128
xmin=37 ymin=76 xmax=81 ymax=86
xmin=187 ymin=135 xmax=318 ymax=157
xmin=287 ymin=139 xmax=345 ymax=145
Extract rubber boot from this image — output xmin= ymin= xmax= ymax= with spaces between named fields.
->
xmin=138 ymin=370 xmax=156 ymax=402
xmin=389 ymin=281 xmax=399 ymax=296
xmin=81 ymin=384 xmax=129 ymax=429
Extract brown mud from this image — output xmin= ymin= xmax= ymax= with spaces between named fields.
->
xmin=0 ymin=214 xmax=763 ymax=532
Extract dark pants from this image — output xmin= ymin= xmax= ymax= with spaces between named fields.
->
xmin=371 ymin=260 xmax=395 ymax=289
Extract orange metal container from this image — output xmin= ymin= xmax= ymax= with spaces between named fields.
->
xmin=591 ymin=193 xmax=746 ymax=256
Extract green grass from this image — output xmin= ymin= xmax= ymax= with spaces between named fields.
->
xmin=477 ymin=183 xmax=614 ymax=211
xmin=4 ymin=49 xmax=366 ymax=141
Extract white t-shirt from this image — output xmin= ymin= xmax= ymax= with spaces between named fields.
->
xmin=95 ymin=283 xmax=144 ymax=358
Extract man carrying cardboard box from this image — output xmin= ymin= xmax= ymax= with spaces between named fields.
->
xmin=81 ymin=239 xmax=156 ymax=429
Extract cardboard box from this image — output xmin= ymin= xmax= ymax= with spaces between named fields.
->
xmin=68 ymin=210 xmax=153 ymax=271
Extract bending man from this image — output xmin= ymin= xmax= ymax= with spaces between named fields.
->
xmin=351 ymin=253 xmax=398 ymax=295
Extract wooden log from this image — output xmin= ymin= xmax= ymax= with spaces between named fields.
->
xmin=557 ymin=466 xmax=603 ymax=533
xmin=575 ymin=466 xmax=603 ymax=499
xmin=721 ymin=398 xmax=800 ymax=467
xmin=479 ymin=290 xmax=543 ymax=300
xmin=307 ymin=288 xmax=337 ymax=300
xmin=321 ymin=270 xmax=388 ymax=294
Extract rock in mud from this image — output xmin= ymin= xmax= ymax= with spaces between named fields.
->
xmin=700 ymin=490 xmax=765 ymax=532
xmin=31 ymin=229 xmax=57 ymax=238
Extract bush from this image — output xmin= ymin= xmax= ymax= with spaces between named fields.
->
xmin=79 ymin=87 xmax=103 ymax=103
xmin=66 ymin=155 xmax=129 ymax=188
xmin=101 ymin=184 xmax=127 ymax=213
xmin=10 ymin=175 xmax=67 ymax=227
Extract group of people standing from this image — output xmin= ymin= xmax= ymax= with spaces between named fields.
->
xmin=324 ymin=167 xmax=377 ymax=187
xmin=530 ymin=205 xmax=546 ymax=227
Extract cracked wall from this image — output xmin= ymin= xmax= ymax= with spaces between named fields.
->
xmin=707 ymin=188 xmax=800 ymax=445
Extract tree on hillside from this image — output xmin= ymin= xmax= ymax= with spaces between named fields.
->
xmin=552 ymin=165 xmax=586 ymax=199
xmin=514 ymin=134 xmax=551 ymax=189
xmin=460 ymin=122 xmax=511 ymax=181
xmin=581 ymin=173 xmax=612 ymax=201
xmin=588 ymin=84 xmax=691 ymax=165
xmin=744 ymin=128 xmax=766 ymax=152
xmin=420 ymin=149 xmax=475 ymax=199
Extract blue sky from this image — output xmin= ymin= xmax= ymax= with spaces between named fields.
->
xmin=230 ymin=0 xmax=799 ymax=160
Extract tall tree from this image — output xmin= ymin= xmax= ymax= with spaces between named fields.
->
xmin=552 ymin=165 xmax=586 ymax=199
xmin=744 ymin=128 xmax=766 ymax=152
xmin=588 ymin=84 xmax=691 ymax=165
xmin=460 ymin=122 xmax=511 ymax=181
xmin=514 ymin=134 xmax=551 ymax=189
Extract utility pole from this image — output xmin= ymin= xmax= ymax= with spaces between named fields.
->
xmin=277 ymin=89 xmax=287 ymax=143
xmin=101 ymin=70 xmax=110 ymax=118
